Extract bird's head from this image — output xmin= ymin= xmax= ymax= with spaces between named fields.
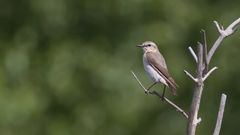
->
xmin=137 ymin=41 xmax=158 ymax=52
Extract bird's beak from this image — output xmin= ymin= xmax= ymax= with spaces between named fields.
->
xmin=137 ymin=44 xmax=143 ymax=47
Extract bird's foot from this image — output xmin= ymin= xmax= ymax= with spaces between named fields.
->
xmin=144 ymin=90 xmax=150 ymax=95
xmin=161 ymin=95 xmax=165 ymax=101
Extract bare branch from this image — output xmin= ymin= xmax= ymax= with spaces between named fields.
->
xmin=188 ymin=46 xmax=198 ymax=63
xmin=150 ymin=91 xmax=189 ymax=119
xmin=208 ymin=18 xmax=240 ymax=64
xmin=186 ymin=18 xmax=239 ymax=135
xmin=201 ymin=29 xmax=209 ymax=74
xmin=203 ymin=67 xmax=218 ymax=81
xmin=213 ymin=94 xmax=227 ymax=135
xmin=214 ymin=21 xmax=224 ymax=35
xmin=131 ymin=70 xmax=149 ymax=93
xmin=227 ymin=18 xmax=240 ymax=31
xmin=187 ymin=44 xmax=204 ymax=135
xmin=131 ymin=71 xmax=188 ymax=119
xmin=184 ymin=70 xmax=198 ymax=82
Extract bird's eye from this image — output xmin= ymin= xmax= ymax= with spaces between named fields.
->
xmin=147 ymin=44 xmax=151 ymax=47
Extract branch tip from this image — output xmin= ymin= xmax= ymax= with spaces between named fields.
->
xmin=184 ymin=70 xmax=198 ymax=82
xmin=188 ymin=46 xmax=198 ymax=63
xmin=203 ymin=66 xmax=218 ymax=81
xmin=195 ymin=118 xmax=202 ymax=125
xmin=208 ymin=18 xmax=240 ymax=64
xmin=214 ymin=20 xmax=222 ymax=33
xmin=213 ymin=93 xmax=227 ymax=135
xmin=201 ymin=29 xmax=205 ymax=33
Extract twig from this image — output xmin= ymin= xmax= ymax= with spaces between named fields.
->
xmin=214 ymin=21 xmax=224 ymax=35
xmin=201 ymin=29 xmax=209 ymax=74
xmin=227 ymin=18 xmax=240 ymax=31
xmin=131 ymin=71 xmax=188 ymax=119
xmin=131 ymin=70 xmax=149 ymax=93
xmin=188 ymin=46 xmax=198 ymax=63
xmin=213 ymin=94 xmax=227 ymax=135
xmin=207 ymin=18 xmax=240 ymax=64
xmin=184 ymin=70 xmax=198 ymax=82
xmin=203 ymin=67 xmax=218 ymax=81
xmin=150 ymin=91 xmax=189 ymax=119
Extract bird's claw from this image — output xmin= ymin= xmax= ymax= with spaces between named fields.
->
xmin=161 ymin=95 xmax=165 ymax=101
xmin=144 ymin=90 xmax=150 ymax=95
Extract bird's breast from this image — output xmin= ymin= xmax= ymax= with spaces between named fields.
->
xmin=143 ymin=54 xmax=167 ymax=85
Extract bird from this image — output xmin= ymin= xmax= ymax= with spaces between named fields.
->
xmin=137 ymin=41 xmax=178 ymax=98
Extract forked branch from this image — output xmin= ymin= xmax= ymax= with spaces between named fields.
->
xmin=207 ymin=18 xmax=240 ymax=64
xmin=186 ymin=18 xmax=240 ymax=135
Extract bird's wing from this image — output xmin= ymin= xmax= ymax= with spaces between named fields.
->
xmin=146 ymin=51 xmax=178 ymax=95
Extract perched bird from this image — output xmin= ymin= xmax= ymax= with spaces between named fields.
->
xmin=137 ymin=41 xmax=178 ymax=97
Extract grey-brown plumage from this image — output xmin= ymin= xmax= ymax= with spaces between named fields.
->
xmin=138 ymin=41 xmax=178 ymax=95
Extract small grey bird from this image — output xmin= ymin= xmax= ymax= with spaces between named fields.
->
xmin=137 ymin=41 xmax=178 ymax=97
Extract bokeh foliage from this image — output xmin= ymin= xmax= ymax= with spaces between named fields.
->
xmin=0 ymin=0 xmax=240 ymax=135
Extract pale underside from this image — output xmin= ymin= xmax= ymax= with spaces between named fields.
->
xmin=143 ymin=53 xmax=168 ymax=86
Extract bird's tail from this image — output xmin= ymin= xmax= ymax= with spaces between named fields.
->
xmin=167 ymin=77 xmax=178 ymax=95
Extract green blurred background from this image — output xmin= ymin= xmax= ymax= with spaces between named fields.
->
xmin=0 ymin=0 xmax=240 ymax=135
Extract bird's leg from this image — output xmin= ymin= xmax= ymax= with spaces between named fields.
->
xmin=147 ymin=82 xmax=157 ymax=90
xmin=146 ymin=82 xmax=157 ymax=94
xmin=161 ymin=85 xmax=166 ymax=101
